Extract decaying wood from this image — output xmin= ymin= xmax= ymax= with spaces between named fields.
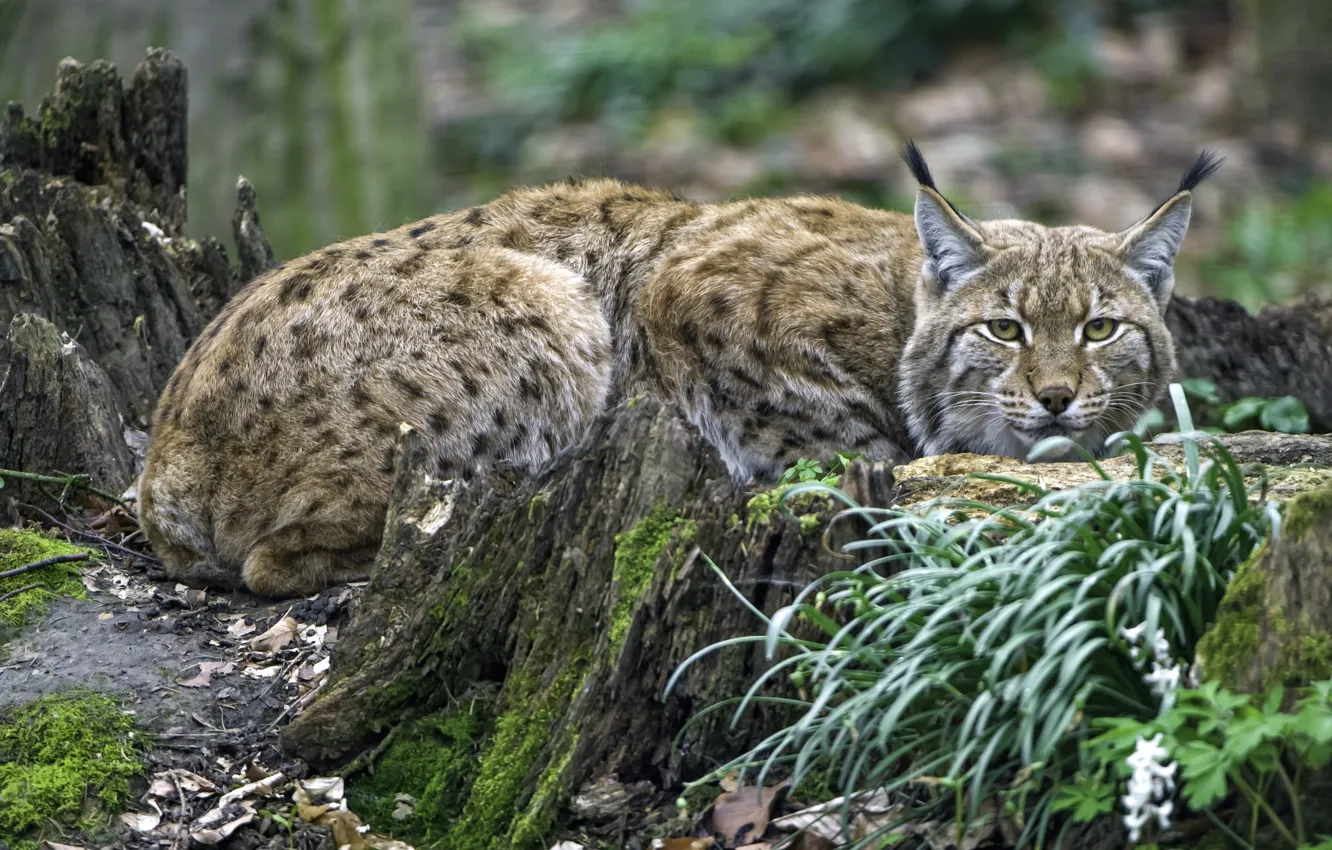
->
xmin=1199 ymin=485 xmax=1332 ymax=697
xmin=0 ymin=48 xmax=274 ymax=426
xmin=0 ymin=314 xmax=138 ymax=508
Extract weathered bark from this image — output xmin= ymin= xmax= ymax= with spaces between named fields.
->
xmin=282 ymin=398 xmax=876 ymax=847
xmin=0 ymin=313 xmax=136 ymax=508
xmin=0 ymin=49 xmax=274 ymax=426
xmin=1166 ymin=294 xmax=1332 ymax=432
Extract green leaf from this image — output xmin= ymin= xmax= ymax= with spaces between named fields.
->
xmin=1176 ymin=740 xmax=1232 ymax=808
xmin=1221 ymin=397 xmax=1267 ymax=430
xmin=1259 ymin=396 xmax=1310 ymax=434
xmin=1050 ymin=780 xmax=1115 ymax=822
xmin=1179 ymin=378 xmax=1222 ymax=405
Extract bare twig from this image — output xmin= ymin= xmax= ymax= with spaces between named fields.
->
xmin=0 ymin=552 xmax=90 ymax=581
xmin=0 ymin=467 xmax=134 ymax=512
xmin=0 ymin=583 xmax=45 ymax=605
xmin=171 ymin=769 xmax=188 ymax=849
xmin=20 ymin=504 xmax=163 ymax=566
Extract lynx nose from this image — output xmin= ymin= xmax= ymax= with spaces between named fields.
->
xmin=1037 ymin=385 xmax=1075 ymax=415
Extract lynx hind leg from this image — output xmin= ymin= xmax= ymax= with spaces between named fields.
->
xmin=241 ymin=538 xmax=380 ymax=598
xmin=137 ymin=467 xmax=238 ymax=589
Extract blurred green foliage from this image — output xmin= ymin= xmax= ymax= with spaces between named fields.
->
xmin=1137 ymin=377 xmax=1313 ymax=438
xmin=1195 ymin=181 xmax=1332 ymax=311
xmin=452 ymin=0 xmax=1087 ymax=157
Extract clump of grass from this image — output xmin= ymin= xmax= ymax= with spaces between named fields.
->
xmin=670 ymin=385 xmax=1281 ymax=846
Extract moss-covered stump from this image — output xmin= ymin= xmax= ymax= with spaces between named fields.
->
xmin=281 ymin=398 xmax=872 ymax=849
xmin=0 ymin=313 xmax=137 ymax=509
xmin=1196 ymin=487 xmax=1332 ymax=694
xmin=0 ymin=49 xmax=276 ymax=426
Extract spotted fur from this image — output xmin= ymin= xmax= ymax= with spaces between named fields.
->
xmin=139 ymin=150 xmax=1218 ymax=596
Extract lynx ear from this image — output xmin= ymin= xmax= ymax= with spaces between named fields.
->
xmin=904 ymin=141 xmax=986 ymax=292
xmin=1117 ymin=150 xmax=1224 ymax=306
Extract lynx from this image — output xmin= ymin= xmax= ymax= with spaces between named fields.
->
xmin=138 ymin=144 xmax=1221 ymax=596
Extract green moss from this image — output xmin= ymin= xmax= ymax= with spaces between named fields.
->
xmin=1282 ymin=487 xmax=1332 ymax=540
xmin=609 ymin=501 xmax=693 ymax=650
xmin=347 ymin=709 xmax=488 ymax=842
xmin=527 ymin=491 xmax=549 ymax=522
xmin=1197 ymin=501 xmax=1332 ymax=692
xmin=509 ymin=729 xmax=575 ymax=848
xmin=1196 ymin=544 xmax=1268 ymax=688
xmin=745 ymin=484 xmax=833 ymax=532
xmin=0 ymin=529 xmax=91 ymax=630
xmin=0 ymin=690 xmax=146 ymax=842
xmin=446 ymin=664 xmax=586 ymax=850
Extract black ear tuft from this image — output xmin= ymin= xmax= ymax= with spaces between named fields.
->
xmin=901 ymin=139 xmax=937 ymax=190
xmin=1177 ymin=149 xmax=1225 ymax=193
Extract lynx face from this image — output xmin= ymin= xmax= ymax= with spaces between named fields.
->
xmin=898 ymin=144 xmax=1222 ymax=460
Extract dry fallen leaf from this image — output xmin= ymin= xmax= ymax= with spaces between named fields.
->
xmin=227 ymin=617 xmax=257 ymax=638
xmin=217 ymin=771 xmax=287 ymax=807
xmin=191 ymin=812 xmax=255 ymax=845
xmin=242 ymin=663 xmax=282 ymax=679
xmin=40 ymin=842 xmax=86 ymax=850
xmin=320 ymin=808 xmax=368 ymax=850
xmin=710 ymin=782 xmax=788 ymax=847
xmin=299 ymin=775 xmax=345 ymax=802
xmin=652 ymin=840 xmax=715 ymax=850
xmin=180 ymin=661 xmax=235 ymax=689
xmin=119 ymin=803 xmax=163 ymax=832
xmin=248 ymin=613 xmax=298 ymax=653
xmin=772 ymin=789 xmax=896 ymax=843
xmin=296 ymin=802 xmax=332 ymax=823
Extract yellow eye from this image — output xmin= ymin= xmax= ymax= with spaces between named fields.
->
xmin=986 ymin=319 xmax=1023 ymax=342
xmin=1085 ymin=318 xmax=1120 ymax=342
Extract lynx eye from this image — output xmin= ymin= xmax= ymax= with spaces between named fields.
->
xmin=986 ymin=319 xmax=1023 ymax=342
xmin=1084 ymin=318 xmax=1119 ymax=342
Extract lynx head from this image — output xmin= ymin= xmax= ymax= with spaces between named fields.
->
xmin=897 ymin=141 xmax=1223 ymax=461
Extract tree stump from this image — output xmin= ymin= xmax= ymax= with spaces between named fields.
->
xmin=1198 ymin=486 xmax=1332 ymax=695
xmin=0 ymin=313 xmax=136 ymax=509
xmin=281 ymin=398 xmax=883 ymax=848
xmin=0 ymin=48 xmax=275 ymax=427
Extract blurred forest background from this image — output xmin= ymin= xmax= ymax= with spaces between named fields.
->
xmin=2 ymin=0 xmax=1331 ymax=310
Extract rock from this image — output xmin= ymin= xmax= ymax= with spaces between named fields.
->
xmin=896 ymin=78 xmax=995 ymax=136
xmin=1079 ymin=115 xmax=1145 ymax=167
xmin=1196 ymin=487 xmax=1332 ymax=695
xmin=0 ymin=313 xmax=136 ymax=509
xmin=795 ymin=95 xmax=899 ymax=182
xmin=1068 ymin=175 xmax=1156 ymax=231
xmin=888 ymin=432 xmax=1332 ymax=510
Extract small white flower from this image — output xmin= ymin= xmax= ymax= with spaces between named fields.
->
xmin=1120 ymin=622 xmax=1148 ymax=643
xmin=1121 ymin=733 xmax=1177 ymax=844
